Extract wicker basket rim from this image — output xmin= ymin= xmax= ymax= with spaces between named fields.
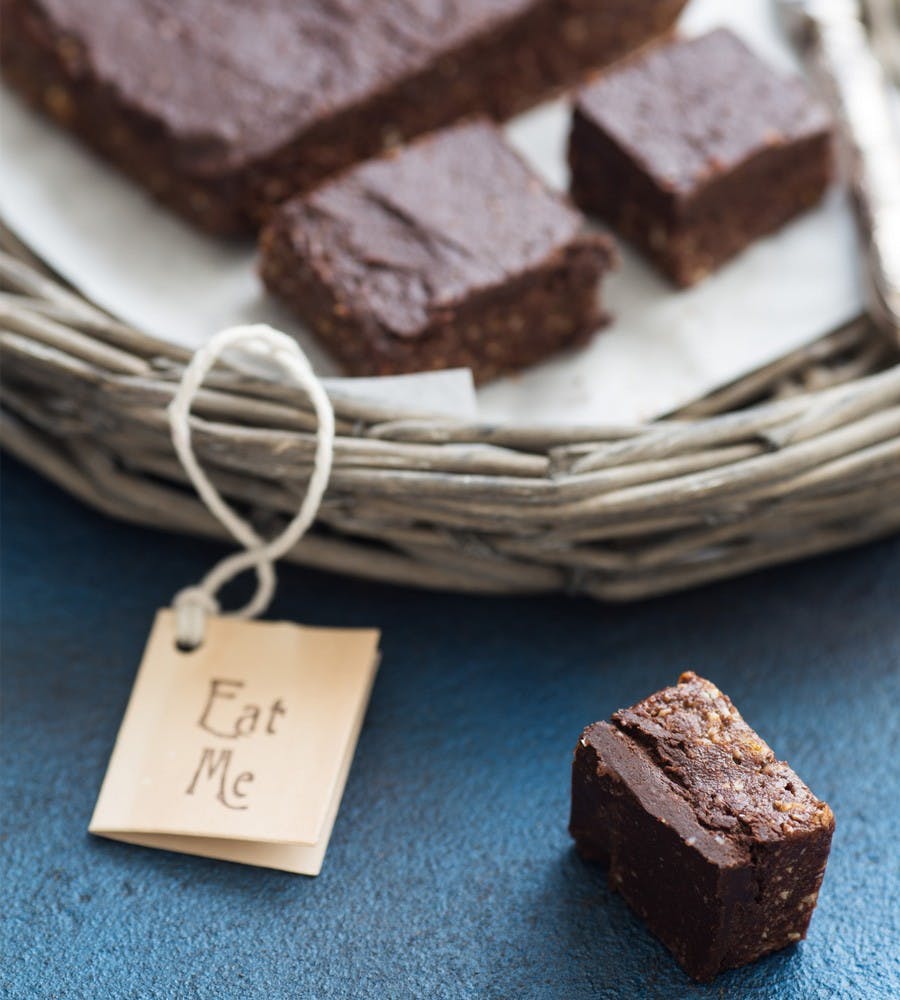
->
xmin=2 ymin=221 xmax=899 ymax=601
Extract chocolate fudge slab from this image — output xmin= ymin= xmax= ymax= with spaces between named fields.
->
xmin=568 ymin=29 xmax=833 ymax=286
xmin=260 ymin=121 xmax=615 ymax=382
xmin=0 ymin=0 xmax=688 ymax=235
xmin=570 ymin=672 xmax=834 ymax=981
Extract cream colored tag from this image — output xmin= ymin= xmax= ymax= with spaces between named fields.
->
xmin=90 ymin=609 xmax=380 ymax=875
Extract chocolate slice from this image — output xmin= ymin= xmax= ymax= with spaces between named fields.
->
xmin=570 ymin=671 xmax=835 ymax=980
xmin=1 ymin=0 xmax=688 ymax=233
xmin=568 ymin=29 xmax=833 ymax=286
xmin=260 ymin=120 xmax=615 ymax=383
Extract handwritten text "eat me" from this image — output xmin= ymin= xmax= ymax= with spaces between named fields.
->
xmin=185 ymin=679 xmax=287 ymax=811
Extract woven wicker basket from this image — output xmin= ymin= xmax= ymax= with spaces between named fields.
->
xmin=2 ymin=221 xmax=899 ymax=601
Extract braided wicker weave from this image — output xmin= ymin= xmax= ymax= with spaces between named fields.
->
xmin=2 ymin=222 xmax=899 ymax=601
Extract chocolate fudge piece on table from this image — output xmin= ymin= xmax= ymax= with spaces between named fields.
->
xmin=260 ymin=120 xmax=615 ymax=383
xmin=570 ymin=672 xmax=834 ymax=981
xmin=1 ymin=0 xmax=688 ymax=235
xmin=568 ymin=29 xmax=833 ymax=286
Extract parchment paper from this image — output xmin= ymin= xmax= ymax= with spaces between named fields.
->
xmin=0 ymin=0 xmax=864 ymax=426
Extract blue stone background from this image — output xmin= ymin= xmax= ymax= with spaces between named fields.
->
xmin=2 ymin=454 xmax=898 ymax=999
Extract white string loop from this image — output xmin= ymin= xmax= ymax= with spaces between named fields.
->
xmin=167 ymin=324 xmax=335 ymax=648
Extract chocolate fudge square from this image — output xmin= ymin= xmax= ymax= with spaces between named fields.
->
xmin=570 ymin=672 xmax=834 ymax=981
xmin=260 ymin=121 xmax=615 ymax=383
xmin=568 ymin=29 xmax=833 ymax=286
xmin=0 ymin=0 xmax=688 ymax=234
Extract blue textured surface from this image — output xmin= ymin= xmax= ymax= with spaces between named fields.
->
xmin=1 ymin=453 xmax=898 ymax=999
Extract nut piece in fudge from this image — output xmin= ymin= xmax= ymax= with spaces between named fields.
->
xmin=568 ymin=29 xmax=833 ymax=286
xmin=260 ymin=120 xmax=615 ymax=383
xmin=569 ymin=671 xmax=834 ymax=981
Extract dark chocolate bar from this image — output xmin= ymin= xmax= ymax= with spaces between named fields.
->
xmin=260 ymin=120 xmax=615 ymax=382
xmin=1 ymin=0 xmax=687 ymax=233
xmin=569 ymin=29 xmax=833 ymax=286
xmin=570 ymin=672 xmax=835 ymax=981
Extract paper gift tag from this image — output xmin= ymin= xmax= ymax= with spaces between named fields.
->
xmin=90 ymin=609 xmax=380 ymax=875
